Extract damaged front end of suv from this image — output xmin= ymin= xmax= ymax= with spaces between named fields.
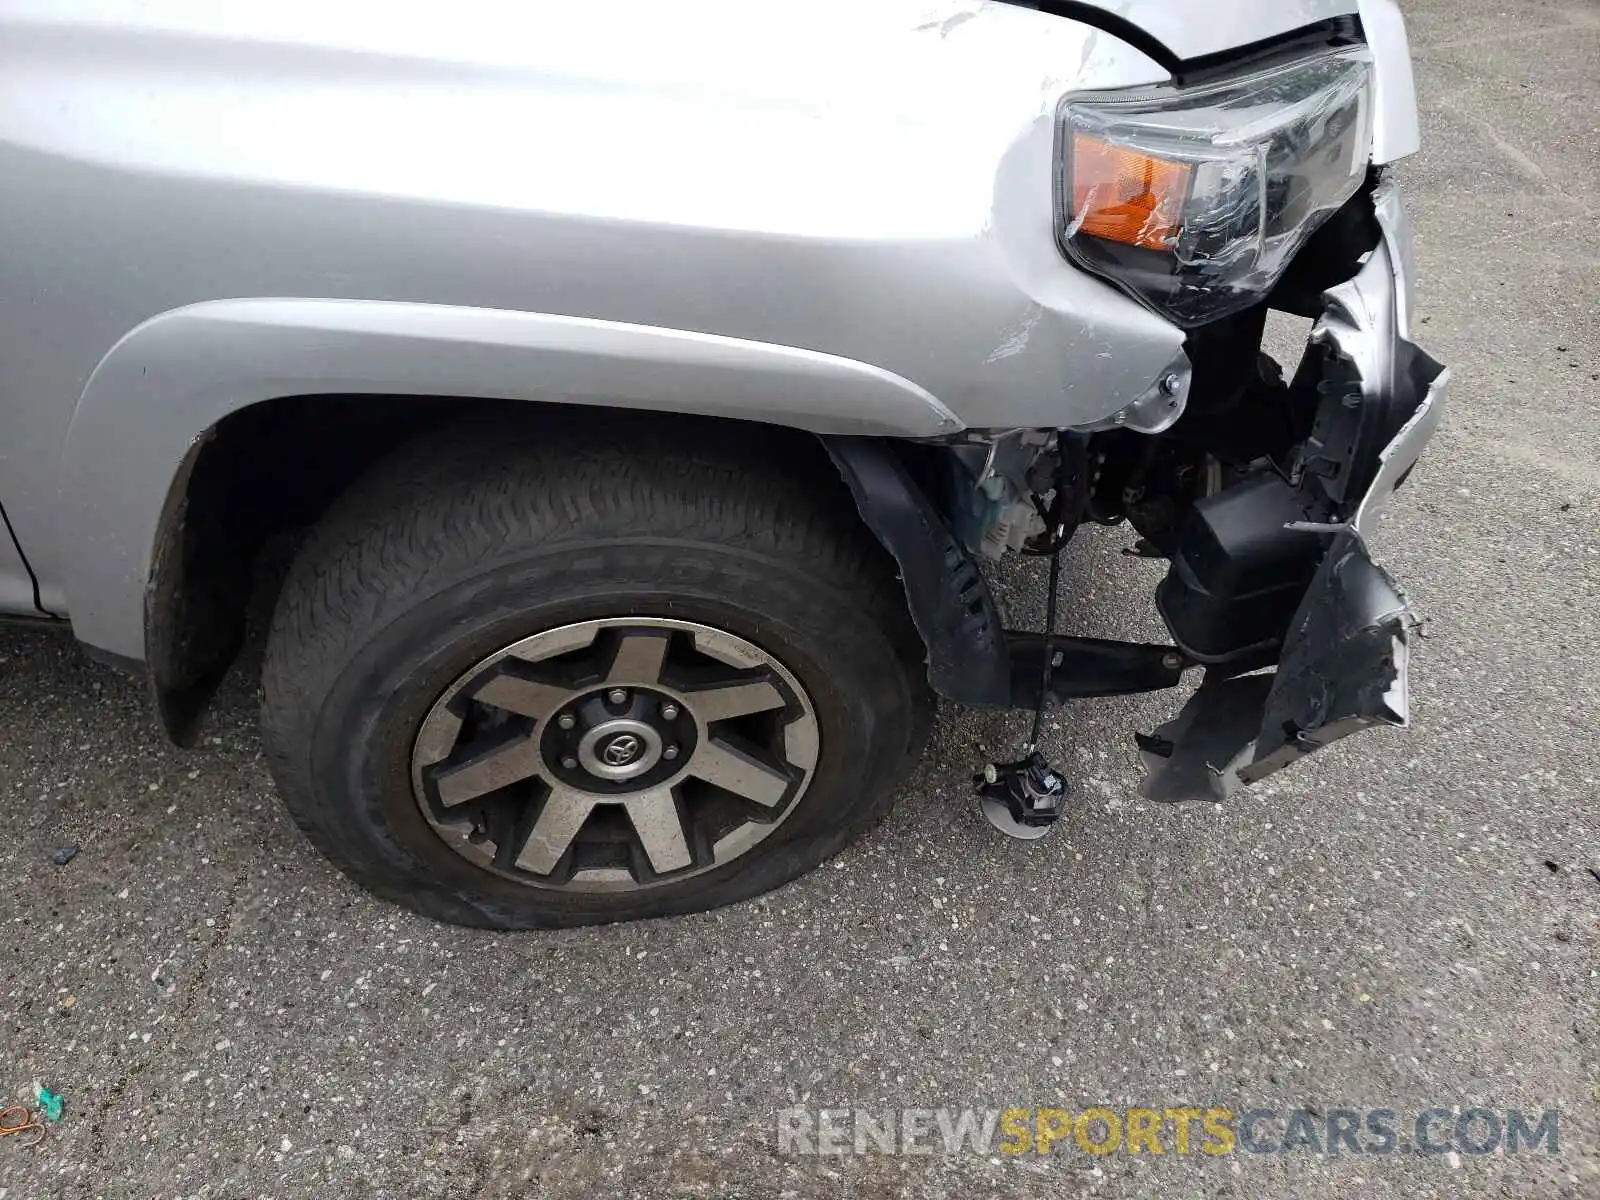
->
xmin=3 ymin=0 xmax=1448 ymax=924
xmin=832 ymin=39 xmax=1446 ymax=821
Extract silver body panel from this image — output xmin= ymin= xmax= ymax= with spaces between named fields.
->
xmin=1337 ymin=182 xmax=1447 ymax=536
xmin=56 ymin=298 xmax=964 ymax=654
xmin=0 ymin=0 xmax=1183 ymax=644
xmin=1356 ymin=0 xmax=1423 ymax=164
xmin=0 ymin=0 xmax=1423 ymax=668
xmin=1053 ymin=0 xmax=1355 ymax=60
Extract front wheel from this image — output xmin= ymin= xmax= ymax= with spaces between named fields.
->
xmin=259 ymin=417 xmax=932 ymax=929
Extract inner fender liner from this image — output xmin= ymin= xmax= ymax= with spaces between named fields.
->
xmin=823 ymin=437 xmax=1012 ymax=709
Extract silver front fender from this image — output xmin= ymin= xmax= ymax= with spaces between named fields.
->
xmin=57 ymin=299 xmax=963 ymax=663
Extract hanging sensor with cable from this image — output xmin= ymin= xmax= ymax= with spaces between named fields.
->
xmin=976 ymin=750 xmax=1067 ymax=840
xmin=977 ymin=431 xmax=1082 ymax=840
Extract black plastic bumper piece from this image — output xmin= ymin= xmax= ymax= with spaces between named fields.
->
xmin=1155 ymin=471 xmax=1328 ymax=663
xmin=1141 ymin=529 xmax=1410 ymax=802
xmin=1238 ymin=530 xmax=1410 ymax=783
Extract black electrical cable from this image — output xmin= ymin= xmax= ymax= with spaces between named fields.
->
xmin=1022 ymin=433 xmax=1088 ymax=557
xmin=1028 ymin=532 xmax=1065 ymax=749
xmin=1027 ymin=430 xmax=1076 ymax=749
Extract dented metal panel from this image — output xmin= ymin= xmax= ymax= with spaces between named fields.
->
xmin=2 ymin=0 xmax=1186 ymax=652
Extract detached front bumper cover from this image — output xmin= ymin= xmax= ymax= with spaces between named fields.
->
xmin=1143 ymin=181 xmax=1449 ymax=801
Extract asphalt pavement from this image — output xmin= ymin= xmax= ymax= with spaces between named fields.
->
xmin=3 ymin=2 xmax=1597 ymax=1196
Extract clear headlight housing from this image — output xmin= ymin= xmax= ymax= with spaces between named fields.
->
xmin=1058 ymin=48 xmax=1373 ymax=327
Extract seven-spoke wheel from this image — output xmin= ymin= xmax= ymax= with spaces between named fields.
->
xmin=412 ymin=619 xmax=819 ymax=891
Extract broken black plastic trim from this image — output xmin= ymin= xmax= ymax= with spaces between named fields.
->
xmin=1139 ymin=672 xmax=1276 ymax=804
xmin=1141 ymin=529 xmax=1411 ymax=802
xmin=824 ymin=437 xmax=1014 ymax=709
xmin=825 ymin=437 xmax=1194 ymax=712
xmin=1238 ymin=530 xmax=1410 ymax=784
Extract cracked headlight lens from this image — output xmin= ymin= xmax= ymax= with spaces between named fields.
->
xmin=1059 ymin=48 xmax=1372 ymax=327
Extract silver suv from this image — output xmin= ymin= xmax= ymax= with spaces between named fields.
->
xmin=0 ymin=1 xmax=1446 ymax=927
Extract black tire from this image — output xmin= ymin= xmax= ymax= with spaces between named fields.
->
xmin=259 ymin=415 xmax=932 ymax=929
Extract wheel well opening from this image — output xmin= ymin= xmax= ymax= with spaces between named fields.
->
xmin=145 ymin=397 xmax=845 ymax=743
xmin=150 ymin=394 xmax=522 ymax=742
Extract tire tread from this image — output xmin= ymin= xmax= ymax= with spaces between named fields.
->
xmin=260 ymin=416 xmax=930 ymax=927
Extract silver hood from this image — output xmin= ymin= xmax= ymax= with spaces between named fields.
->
xmin=1001 ymin=0 xmax=1419 ymax=162
xmin=1002 ymin=0 xmax=1361 ymax=62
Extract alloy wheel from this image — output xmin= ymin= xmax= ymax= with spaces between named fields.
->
xmin=410 ymin=618 xmax=820 ymax=892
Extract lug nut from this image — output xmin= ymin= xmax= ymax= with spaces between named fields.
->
xmin=607 ymin=688 xmax=629 ymax=706
xmin=663 ymin=745 xmax=679 ymax=761
xmin=557 ymin=713 xmax=577 ymax=730
xmin=561 ymin=756 xmax=578 ymax=769
xmin=660 ymin=702 xmax=680 ymax=721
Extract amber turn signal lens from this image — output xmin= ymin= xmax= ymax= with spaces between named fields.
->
xmin=1070 ymin=134 xmax=1193 ymax=252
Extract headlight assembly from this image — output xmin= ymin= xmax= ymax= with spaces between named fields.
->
xmin=1058 ymin=48 xmax=1373 ymax=327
